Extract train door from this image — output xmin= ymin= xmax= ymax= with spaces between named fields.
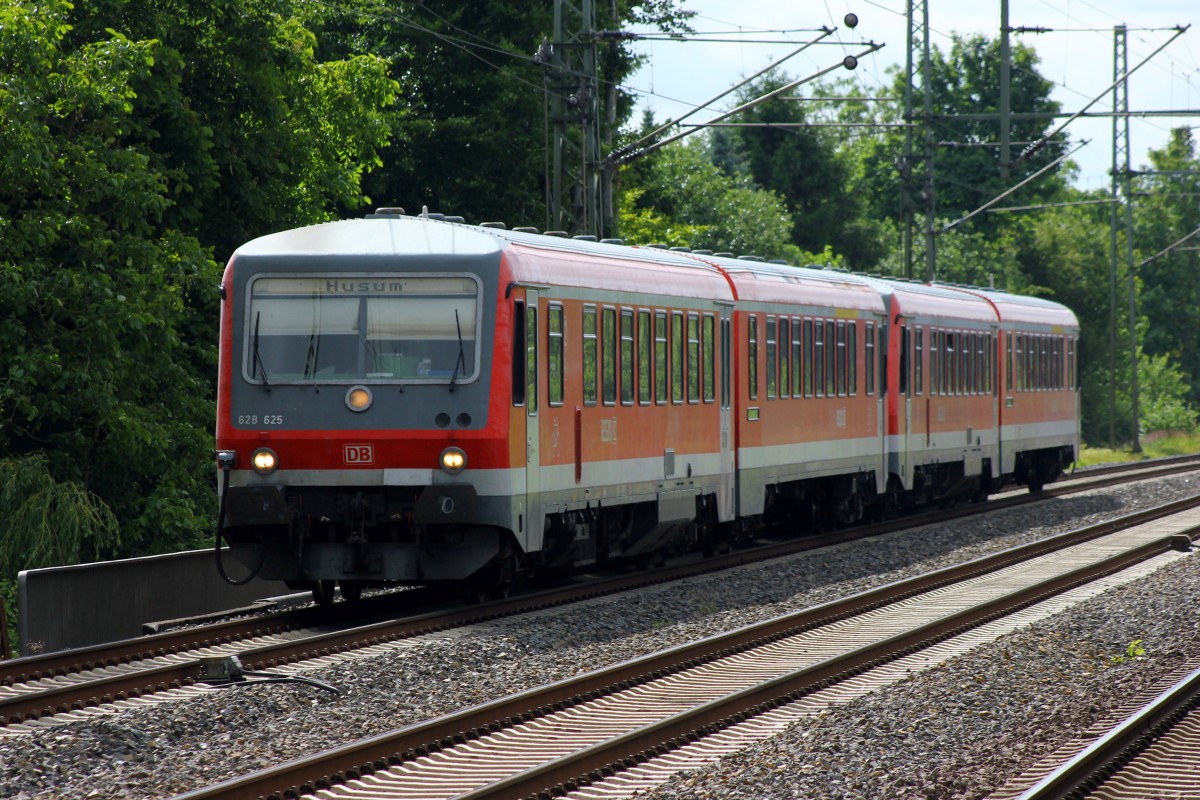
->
xmin=718 ymin=306 xmax=735 ymax=520
xmin=523 ymin=289 xmax=542 ymax=547
xmin=872 ymin=315 xmax=887 ymax=495
xmin=990 ymin=324 xmax=1002 ymax=482
xmin=905 ymin=322 xmax=921 ymax=480
xmin=897 ymin=319 xmax=912 ymax=488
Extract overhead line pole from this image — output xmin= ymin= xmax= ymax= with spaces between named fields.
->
xmin=921 ymin=0 xmax=935 ymax=283
xmin=1115 ymin=25 xmax=1142 ymax=453
xmin=1108 ymin=26 xmax=1123 ymax=449
xmin=1000 ymin=0 xmax=1011 ymax=183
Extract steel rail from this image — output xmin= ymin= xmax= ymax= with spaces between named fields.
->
xmin=1015 ymin=664 xmax=1200 ymax=799
xmin=460 ymin=531 xmax=1198 ymax=800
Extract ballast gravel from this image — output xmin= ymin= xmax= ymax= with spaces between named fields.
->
xmin=2 ymin=473 xmax=1200 ymax=799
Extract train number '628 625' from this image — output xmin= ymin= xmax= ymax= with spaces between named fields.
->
xmin=236 ymin=414 xmax=284 ymax=426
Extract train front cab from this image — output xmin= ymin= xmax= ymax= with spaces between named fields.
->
xmin=214 ymin=217 xmax=518 ymax=601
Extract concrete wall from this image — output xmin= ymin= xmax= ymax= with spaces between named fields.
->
xmin=18 ymin=549 xmax=292 ymax=656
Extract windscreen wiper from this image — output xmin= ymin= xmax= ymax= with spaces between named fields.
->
xmin=252 ymin=311 xmax=270 ymax=389
xmin=448 ymin=309 xmax=466 ymax=393
xmin=303 ymin=328 xmax=320 ymax=379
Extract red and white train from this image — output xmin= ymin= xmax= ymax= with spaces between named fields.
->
xmin=215 ymin=211 xmax=1080 ymax=602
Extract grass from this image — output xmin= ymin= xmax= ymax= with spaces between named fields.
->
xmin=1078 ymin=430 xmax=1200 ymax=467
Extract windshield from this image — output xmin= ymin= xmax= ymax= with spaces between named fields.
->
xmin=244 ymin=275 xmax=479 ymax=383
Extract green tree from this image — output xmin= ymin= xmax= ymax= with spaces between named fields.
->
xmin=64 ymin=0 xmax=398 ymax=262
xmin=726 ymin=71 xmax=886 ymax=267
xmin=923 ymin=35 xmax=1066 ymax=224
xmin=0 ymin=0 xmax=397 ymax=574
xmin=316 ymin=0 xmax=694 ymax=229
xmin=623 ymin=138 xmax=799 ymax=260
xmin=1013 ymin=203 xmax=1127 ymax=443
xmin=1 ymin=1 xmax=213 ymax=552
xmin=851 ymin=35 xmax=1066 ymax=242
xmin=1135 ymin=128 xmax=1200 ymax=408
xmin=1138 ymin=352 xmax=1199 ymax=433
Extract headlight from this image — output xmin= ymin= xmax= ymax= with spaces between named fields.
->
xmin=251 ymin=447 xmax=278 ymax=474
xmin=346 ymin=385 xmax=373 ymax=412
xmin=440 ymin=446 xmax=466 ymax=474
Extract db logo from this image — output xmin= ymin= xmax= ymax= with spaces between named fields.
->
xmin=344 ymin=444 xmax=374 ymax=464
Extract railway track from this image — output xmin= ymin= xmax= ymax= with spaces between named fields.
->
xmin=2 ymin=458 xmax=1197 ymax=733
xmin=995 ymin=660 xmax=1200 ymax=799
xmin=163 ymin=493 xmax=1200 ymax=800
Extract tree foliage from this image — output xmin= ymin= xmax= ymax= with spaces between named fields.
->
xmin=316 ymin=0 xmax=694 ymax=228
xmin=0 ymin=0 xmax=397 ymax=575
xmin=727 ymin=71 xmax=886 ymax=267
xmin=621 ymin=137 xmax=799 ymax=260
xmin=1135 ymin=129 xmax=1200 ymax=406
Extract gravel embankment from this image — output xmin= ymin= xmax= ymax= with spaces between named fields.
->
xmin=2 ymin=473 xmax=1198 ymax=799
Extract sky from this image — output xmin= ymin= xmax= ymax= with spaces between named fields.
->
xmin=625 ymin=1 xmax=1200 ymax=193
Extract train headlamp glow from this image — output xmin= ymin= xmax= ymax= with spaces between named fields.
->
xmin=251 ymin=447 xmax=278 ymax=474
xmin=439 ymin=446 xmax=467 ymax=474
xmin=346 ymin=385 xmax=373 ymax=412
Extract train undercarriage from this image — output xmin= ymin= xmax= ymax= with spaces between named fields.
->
xmin=219 ymin=444 xmax=1073 ymax=605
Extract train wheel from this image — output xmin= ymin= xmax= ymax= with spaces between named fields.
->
xmin=464 ymin=552 xmax=518 ymax=604
xmin=312 ymin=580 xmax=337 ymax=607
xmin=339 ymin=581 xmax=364 ymax=603
xmin=883 ymin=479 xmax=904 ymax=519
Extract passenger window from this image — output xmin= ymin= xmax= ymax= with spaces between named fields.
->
xmin=864 ymin=321 xmax=875 ymax=396
xmin=791 ymin=318 xmax=803 ymax=397
xmin=748 ymin=315 xmax=758 ymax=401
xmin=778 ymin=317 xmax=790 ymax=399
xmin=837 ymin=320 xmax=847 ymax=396
xmin=825 ymin=321 xmax=836 ymax=397
xmin=687 ymin=313 xmax=700 ymax=403
xmin=848 ymin=321 xmax=857 ymax=396
xmin=914 ymin=327 xmax=923 ymax=396
xmin=930 ymin=329 xmax=940 ymax=395
xmin=655 ymin=311 xmax=668 ymax=404
xmin=526 ymin=304 xmax=538 ymax=415
xmin=803 ymin=318 xmax=814 ymax=397
xmin=813 ymin=320 xmax=824 ymax=398
xmin=638 ymin=310 xmax=651 ymax=405
xmin=583 ymin=305 xmax=597 ymax=406
xmin=512 ymin=301 xmax=526 ymax=406
xmin=947 ymin=332 xmax=957 ymax=394
xmin=620 ymin=309 xmax=634 ymax=406
xmin=548 ymin=304 xmax=563 ymax=406
xmin=1006 ymin=332 xmax=1014 ymax=392
xmin=672 ymin=312 xmax=684 ymax=403
xmin=766 ymin=316 xmax=777 ymax=399
xmin=703 ymin=314 xmax=716 ymax=403
xmin=602 ymin=307 xmax=616 ymax=406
